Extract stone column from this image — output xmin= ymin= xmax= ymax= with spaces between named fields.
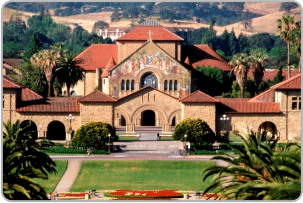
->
xmin=126 ymin=124 xmax=135 ymax=133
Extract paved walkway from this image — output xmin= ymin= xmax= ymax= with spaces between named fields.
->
xmin=54 ymin=160 xmax=82 ymax=192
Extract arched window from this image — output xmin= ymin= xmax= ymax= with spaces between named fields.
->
xmin=131 ymin=80 xmax=135 ymax=91
xmin=121 ymin=80 xmax=125 ymax=90
xmin=141 ymin=72 xmax=158 ymax=88
xmin=126 ymin=80 xmax=130 ymax=90
xmin=174 ymin=80 xmax=178 ymax=91
xmin=169 ymin=80 xmax=173 ymax=91
xmin=164 ymin=80 xmax=168 ymax=91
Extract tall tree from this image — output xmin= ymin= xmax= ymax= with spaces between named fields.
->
xmin=56 ymin=53 xmax=85 ymax=97
xmin=291 ymin=21 xmax=301 ymax=72
xmin=277 ymin=15 xmax=294 ymax=78
xmin=249 ymin=52 xmax=268 ymax=94
xmin=3 ymin=120 xmax=56 ymax=200
xmin=30 ymin=49 xmax=58 ymax=97
xmin=229 ymin=53 xmax=249 ymax=98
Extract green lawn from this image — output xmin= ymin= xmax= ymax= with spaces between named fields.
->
xmin=33 ymin=160 xmax=68 ymax=193
xmin=70 ymin=160 xmax=215 ymax=192
xmin=159 ymin=136 xmax=175 ymax=141
xmin=229 ymin=133 xmax=243 ymax=142
xmin=118 ymin=136 xmax=140 ymax=141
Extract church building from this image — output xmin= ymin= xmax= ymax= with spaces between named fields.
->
xmin=3 ymin=24 xmax=301 ymax=143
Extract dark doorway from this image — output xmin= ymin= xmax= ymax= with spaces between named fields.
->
xmin=141 ymin=110 xmax=156 ymax=126
xmin=121 ymin=115 xmax=126 ymax=126
xmin=171 ymin=116 xmax=176 ymax=126
xmin=47 ymin=121 xmax=66 ymax=140
xmin=20 ymin=120 xmax=38 ymax=139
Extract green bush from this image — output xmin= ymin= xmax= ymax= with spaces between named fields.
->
xmin=173 ymin=118 xmax=216 ymax=149
xmin=71 ymin=121 xmax=118 ymax=150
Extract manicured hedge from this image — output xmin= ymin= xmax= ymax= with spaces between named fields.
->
xmin=173 ymin=118 xmax=216 ymax=149
xmin=71 ymin=121 xmax=118 ymax=150
xmin=194 ymin=149 xmax=233 ymax=155
xmin=42 ymin=146 xmax=107 ymax=155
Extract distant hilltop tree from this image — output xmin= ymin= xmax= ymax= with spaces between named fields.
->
xmin=92 ymin=21 xmax=109 ymax=33
xmin=280 ymin=2 xmax=299 ymax=13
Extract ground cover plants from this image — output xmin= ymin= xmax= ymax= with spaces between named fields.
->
xmin=33 ymin=160 xmax=68 ymax=193
xmin=70 ymin=160 xmax=215 ymax=192
xmin=41 ymin=146 xmax=107 ymax=155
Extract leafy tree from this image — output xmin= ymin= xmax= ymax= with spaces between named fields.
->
xmin=3 ymin=120 xmax=56 ymax=200
xmin=248 ymin=33 xmax=275 ymax=51
xmin=238 ymin=33 xmax=249 ymax=53
xmin=14 ymin=62 xmax=48 ymax=97
xmin=173 ymin=118 xmax=216 ymax=149
xmin=229 ymin=53 xmax=249 ymax=98
xmin=277 ymin=15 xmax=295 ymax=78
xmin=229 ymin=29 xmax=239 ymax=56
xmin=202 ymin=132 xmax=301 ymax=200
xmin=56 ymin=53 xmax=85 ymax=97
xmin=92 ymin=21 xmax=109 ymax=33
xmin=280 ymin=2 xmax=299 ymax=13
xmin=71 ymin=121 xmax=118 ymax=150
xmin=22 ymin=33 xmax=42 ymax=61
xmin=272 ymin=67 xmax=284 ymax=84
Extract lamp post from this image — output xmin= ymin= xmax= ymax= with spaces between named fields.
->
xmin=108 ymin=134 xmax=111 ymax=154
xmin=184 ymin=134 xmax=187 ymax=152
xmin=66 ymin=114 xmax=75 ymax=131
xmin=220 ymin=114 xmax=230 ymax=141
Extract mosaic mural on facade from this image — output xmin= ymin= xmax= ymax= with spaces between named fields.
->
xmin=108 ymin=42 xmax=191 ymax=98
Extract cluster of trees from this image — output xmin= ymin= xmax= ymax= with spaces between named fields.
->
xmin=3 ymin=9 xmax=112 ymax=59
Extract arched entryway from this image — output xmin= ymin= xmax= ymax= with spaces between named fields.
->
xmin=120 ymin=115 xmax=126 ymax=126
xmin=171 ymin=116 xmax=176 ymax=126
xmin=20 ymin=120 xmax=38 ymax=139
xmin=141 ymin=72 xmax=158 ymax=88
xmin=258 ymin=121 xmax=277 ymax=135
xmin=47 ymin=121 xmax=66 ymax=140
xmin=141 ymin=110 xmax=156 ymax=126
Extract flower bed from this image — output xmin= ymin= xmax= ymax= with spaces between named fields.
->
xmin=105 ymin=190 xmax=183 ymax=199
xmin=50 ymin=192 xmax=88 ymax=200
xmin=112 ymin=198 xmax=174 ymax=200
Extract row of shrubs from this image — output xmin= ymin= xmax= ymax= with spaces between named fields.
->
xmin=42 ymin=146 xmax=108 ymax=155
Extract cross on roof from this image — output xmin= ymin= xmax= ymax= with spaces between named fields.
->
xmin=147 ymin=30 xmax=153 ymax=40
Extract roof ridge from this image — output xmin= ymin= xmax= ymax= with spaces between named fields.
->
xmin=78 ymin=90 xmax=117 ymax=103
xmin=270 ymin=73 xmax=301 ymax=90
xmin=179 ymin=90 xmax=219 ymax=103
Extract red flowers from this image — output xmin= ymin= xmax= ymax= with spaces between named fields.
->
xmin=108 ymin=190 xmax=183 ymax=199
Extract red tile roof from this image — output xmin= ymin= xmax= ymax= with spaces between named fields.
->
xmin=101 ymin=57 xmax=117 ymax=78
xmin=247 ymin=69 xmax=300 ymax=81
xmin=270 ymin=73 xmax=301 ymax=90
xmin=3 ymin=76 xmax=24 ymax=89
xmin=179 ymin=90 xmax=219 ymax=103
xmin=75 ymin=44 xmax=118 ymax=71
xmin=117 ymin=86 xmax=178 ymax=101
xmin=248 ymin=88 xmax=275 ymax=103
xmin=78 ymin=90 xmax=117 ymax=103
xmin=182 ymin=45 xmax=232 ymax=71
xmin=217 ymin=98 xmax=280 ymax=113
xmin=21 ymin=88 xmax=43 ymax=101
xmin=3 ymin=58 xmax=24 ymax=67
xmin=17 ymin=97 xmax=80 ymax=113
xmin=116 ymin=25 xmax=184 ymax=41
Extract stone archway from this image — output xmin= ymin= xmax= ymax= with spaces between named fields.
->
xmin=141 ymin=110 xmax=156 ymax=126
xmin=121 ymin=115 xmax=126 ymax=126
xmin=258 ymin=121 xmax=277 ymax=136
xmin=20 ymin=120 xmax=38 ymax=139
xmin=47 ymin=121 xmax=66 ymax=140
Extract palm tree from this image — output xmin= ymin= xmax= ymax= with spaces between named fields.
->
xmin=291 ymin=21 xmax=301 ymax=72
xmin=30 ymin=49 xmax=58 ymax=97
xmin=202 ymin=132 xmax=301 ymax=200
xmin=249 ymin=52 xmax=268 ymax=95
xmin=277 ymin=15 xmax=294 ymax=78
xmin=56 ymin=53 xmax=85 ymax=97
xmin=3 ymin=120 xmax=57 ymax=200
xmin=229 ymin=53 xmax=249 ymax=98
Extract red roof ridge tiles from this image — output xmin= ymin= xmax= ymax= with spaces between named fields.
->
xmin=248 ymin=88 xmax=275 ymax=103
xmin=116 ymin=25 xmax=183 ymax=41
xmin=78 ymin=90 xmax=117 ymax=103
xmin=75 ymin=44 xmax=118 ymax=71
xmin=179 ymin=90 xmax=219 ymax=103
xmin=270 ymin=73 xmax=301 ymax=90
xmin=117 ymin=86 xmax=178 ymax=101
xmin=193 ymin=44 xmax=227 ymax=62
xmin=3 ymin=75 xmax=24 ymax=89
xmin=247 ymin=69 xmax=300 ymax=81
xmin=21 ymin=88 xmax=43 ymax=101
xmin=101 ymin=57 xmax=117 ymax=78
